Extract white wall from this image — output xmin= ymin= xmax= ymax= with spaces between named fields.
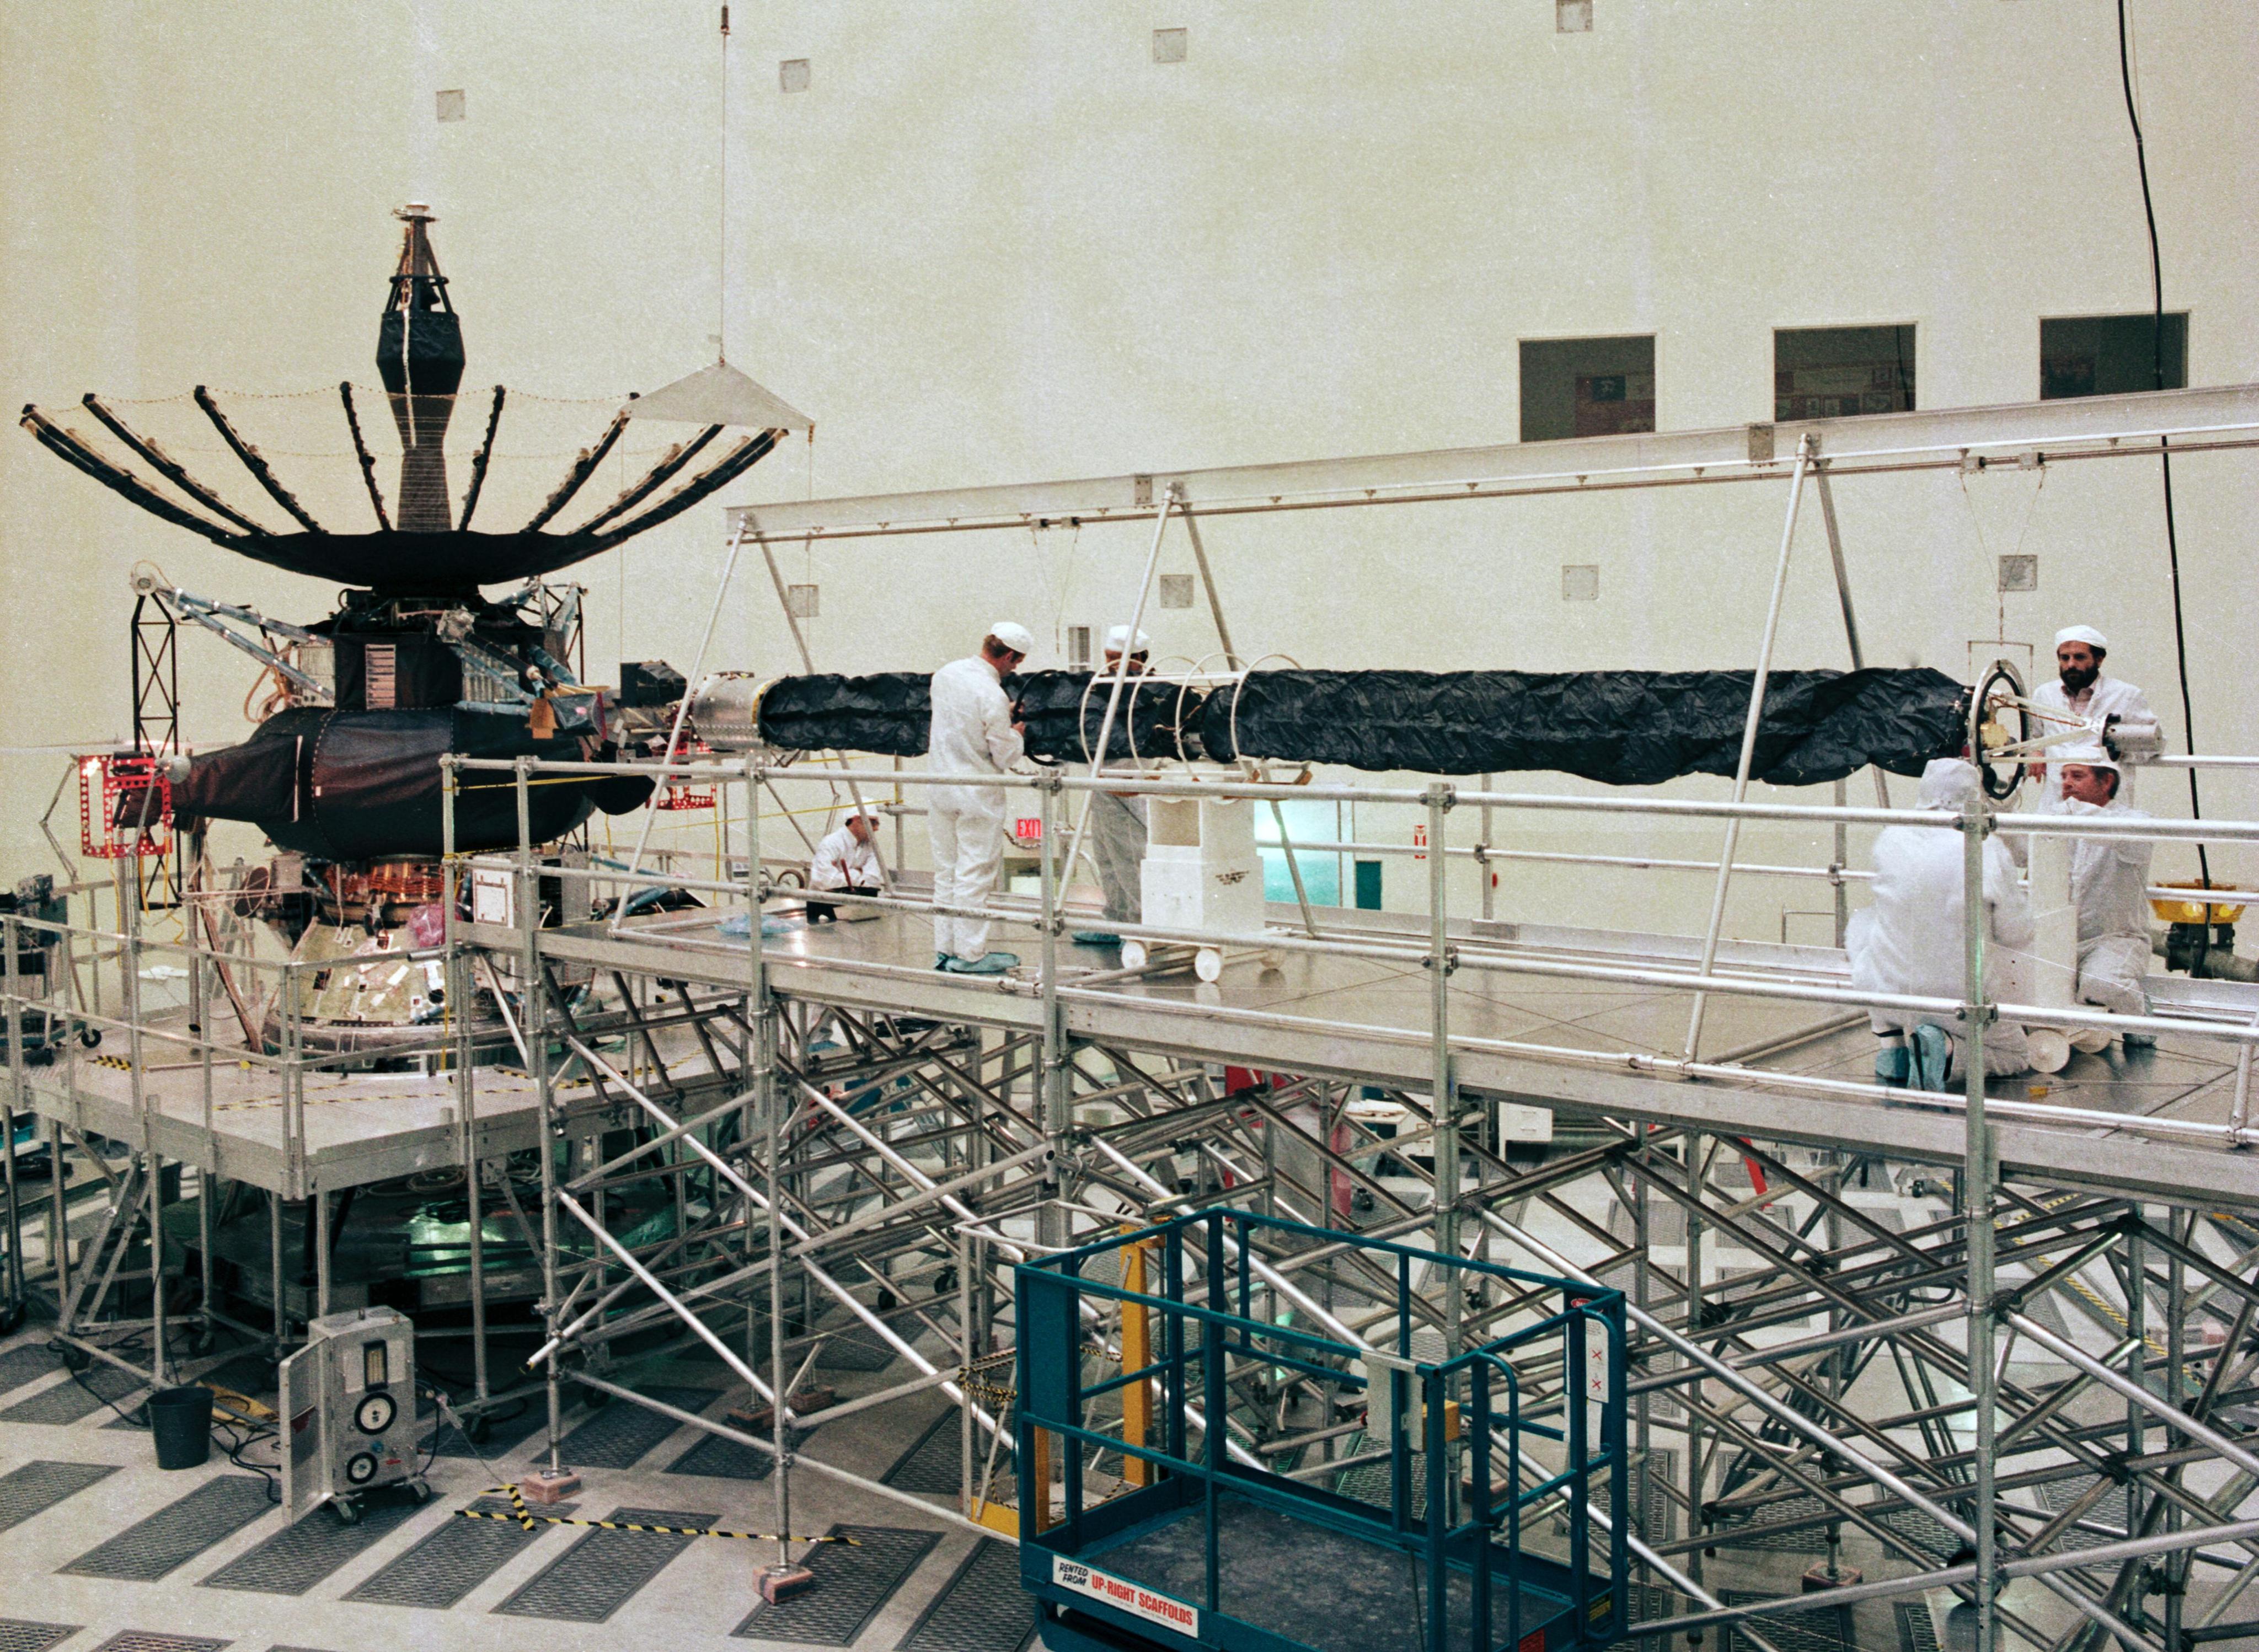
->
xmin=6 ymin=2 xmax=2255 ymax=937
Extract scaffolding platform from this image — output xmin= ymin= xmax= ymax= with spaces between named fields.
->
xmin=462 ymin=902 xmax=2259 ymax=1211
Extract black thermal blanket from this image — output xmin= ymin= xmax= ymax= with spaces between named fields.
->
xmin=1192 ymin=667 xmax=1968 ymax=785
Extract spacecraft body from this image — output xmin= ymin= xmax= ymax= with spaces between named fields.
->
xmin=22 ymin=205 xmax=793 ymax=1056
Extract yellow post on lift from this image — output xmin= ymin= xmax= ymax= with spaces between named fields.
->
xmin=1121 ymin=1234 xmax=1154 ymax=1486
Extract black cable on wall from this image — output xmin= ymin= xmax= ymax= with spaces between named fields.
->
xmin=2116 ymin=0 xmax=2210 ymax=885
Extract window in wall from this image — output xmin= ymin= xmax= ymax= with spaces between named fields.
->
xmin=2039 ymin=313 xmax=2187 ymax=400
xmin=1519 ymin=335 xmax=1655 ymax=443
xmin=1158 ymin=575 xmax=1195 ymax=609
xmin=1774 ymin=325 xmax=1914 ymax=420
xmin=1257 ymin=801 xmax=1342 ymax=907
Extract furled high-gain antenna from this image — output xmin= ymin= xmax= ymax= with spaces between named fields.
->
xmin=379 ymin=202 xmax=464 ymax=532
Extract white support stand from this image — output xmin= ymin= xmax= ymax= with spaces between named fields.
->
xmin=1121 ymin=795 xmax=1266 ymax=982
xmin=2001 ymin=833 xmax=2104 ymax=1074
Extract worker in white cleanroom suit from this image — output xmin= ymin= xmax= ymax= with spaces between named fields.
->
xmin=1074 ymin=625 xmax=1152 ymax=947
xmin=2030 ymin=624 xmax=2154 ymax=812
xmin=2055 ymin=750 xmax=2158 ymax=1047
xmin=805 ymin=810 xmax=881 ymax=922
xmin=927 ymin=623 xmax=1032 ymax=974
xmin=1846 ymin=758 xmax=2033 ymax=1090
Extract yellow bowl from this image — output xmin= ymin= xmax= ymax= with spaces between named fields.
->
xmin=2150 ymin=881 xmax=2247 ymax=925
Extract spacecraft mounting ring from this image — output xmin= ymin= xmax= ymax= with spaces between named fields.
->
xmin=1971 ymin=658 xmax=2030 ymax=801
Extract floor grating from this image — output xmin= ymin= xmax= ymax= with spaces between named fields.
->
xmin=2036 ymin=1476 xmax=2129 ymax=1551
xmin=198 ymin=1489 xmax=422 ymax=1595
xmin=883 ymin=1411 xmax=1007 ymax=1497
xmin=0 ymin=1624 xmax=81 ymax=1652
xmin=341 ymin=1497 xmax=576 ymax=1610
xmin=0 ymin=1460 xmax=119 ymax=1535
xmin=815 ymin=1328 xmax=898 ymax=1374
xmin=2 ymin=1364 xmax=142 ymax=1427
xmin=1722 ymin=1590 xmax=1856 ymax=1652
xmin=666 ymin=1428 xmax=775 ymax=1481
xmin=897 ymin=1538 xmax=1035 ymax=1652
xmin=89 ymin=1636 xmax=229 ymax=1652
xmin=421 ymin=1396 xmax=553 ymax=1460
xmin=732 ymin=1524 xmax=940 ymax=1646
xmin=491 ymin=1505 xmax=718 ymax=1623
xmin=0 ymin=1345 xmax=67 ymax=1399
xmin=1896 ymin=1599 xmax=1941 ymax=1652
xmin=552 ymin=1385 xmax=715 ymax=1469
xmin=59 ymin=1476 xmax=276 ymax=1581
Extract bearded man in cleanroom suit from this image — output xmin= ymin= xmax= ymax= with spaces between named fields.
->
xmin=1847 ymin=757 xmax=2035 ymax=1090
xmin=2029 ymin=624 xmax=2154 ymax=812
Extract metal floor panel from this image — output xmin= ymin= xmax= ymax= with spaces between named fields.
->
xmin=884 ymin=1412 xmax=1006 ymax=1497
xmin=89 ymin=1637 xmax=228 ymax=1652
xmin=0 ymin=1623 xmax=81 ymax=1652
xmin=734 ymin=1524 xmax=940 ymax=1646
xmin=1896 ymin=1600 xmax=1941 ymax=1652
xmin=422 ymin=1396 xmax=553 ymax=1460
xmin=491 ymin=1505 xmax=718 ymax=1623
xmin=553 ymin=1385 xmax=715 ymax=1469
xmin=816 ymin=1328 xmax=898 ymax=1374
xmin=0 ymin=1461 xmax=119 ymax=1535
xmin=895 ymin=1538 xmax=1034 ymax=1652
xmin=0 ymin=1345 xmax=67 ymax=1398
xmin=665 ymin=1429 xmax=775 ymax=1481
xmin=197 ymin=1490 xmax=422 ymax=1595
xmin=2 ymin=1365 xmax=141 ymax=1426
xmin=59 ymin=1476 xmax=275 ymax=1581
xmin=1723 ymin=1590 xmax=1857 ymax=1652
xmin=341 ymin=1497 xmax=576 ymax=1610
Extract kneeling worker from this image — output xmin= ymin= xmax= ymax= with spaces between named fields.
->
xmin=1848 ymin=758 xmax=2034 ymax=1088
xmin=1075 ymin=625 xmax=1151 ymax=947
xmin=2056 ymin=749 xmax=2158 ymax=1046
xmin=806 ymin=810 xmax=881 ymax=921
xmin=928 ymin=622 xmax=1033 ymax=974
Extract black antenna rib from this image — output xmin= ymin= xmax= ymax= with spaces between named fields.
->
xmin=338 ymin=382 xmax=394 ymax=532
xmin=79 ymin=394 xmax=271 ymax=535
xmin=522 ymin=407 xmax=629 ymax=532
xmin=20 ymin=405 xmax=247 ymax=548
xmin=589 ymin=429 xmax=779 ymax=550
xmin=193 ymin=385 xmax=324 ymax=533
xmin=576 ymin=426 xmax=722 ymax=535
xmin=456 ymin=385 xmax=508 ymax=531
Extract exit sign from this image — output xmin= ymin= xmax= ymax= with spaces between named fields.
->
xmin=1014 ymin=818 xmax=1043 ymax=843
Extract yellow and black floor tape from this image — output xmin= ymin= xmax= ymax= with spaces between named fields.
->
xmin=464 ymin=1482 xmax=860 ymax=1544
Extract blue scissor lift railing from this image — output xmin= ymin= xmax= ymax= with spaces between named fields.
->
xmin=1015 ymin=1210 xmax=1628 ymax=1652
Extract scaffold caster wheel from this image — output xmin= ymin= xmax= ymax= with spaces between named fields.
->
xmin=406 ymin=1478 xmax=432 ymax=1506
xmin=1195 ymin=948 xmax=1224 ymax=985
xmin=1259 ymin=948 xmax=1284 ymax=973
xmin=78 ymin=1027 xmax=101 ymax=1049
xmin=464 ymin=1414 xmax=492 ymax=1445
xmin=2070 ymin=1028 xmax=2113 ymax=1054
xmin=2025 ymin=1029 xmax=2071 ymax=1075
xmin=580 ymin=1384 xmax=610 ymax=1408
xmin=1119 ymin=940 xmax=1148 ymax=971
xmin=333 ymin=1498 xmax=361 ymax=1527
xmin=0 ymin=1305 xmax=23 ymax=1336
xmin=186 ymin=1328 xmax=216 ymax=1357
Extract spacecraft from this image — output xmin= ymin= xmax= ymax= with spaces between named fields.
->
xmin=21 ymin=204 xmax=796 ymax=1056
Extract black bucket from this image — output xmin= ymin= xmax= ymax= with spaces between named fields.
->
xmin=148 ymin=1385 xmax=213 ymax=1470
